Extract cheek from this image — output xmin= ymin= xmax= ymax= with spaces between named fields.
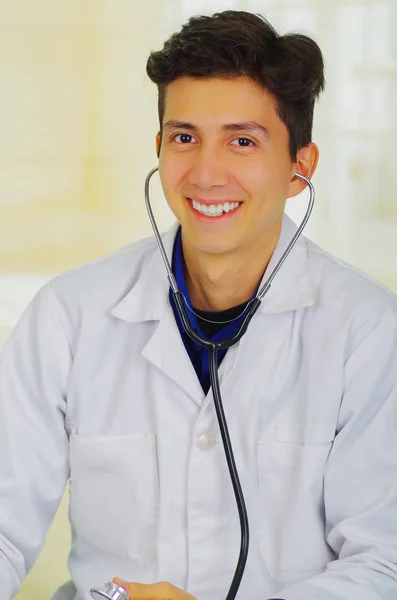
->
xmin=159 ymin=155 xmax=185 ymax=196
xmin=256 ymin=151 xmax=292 ymax=190
xmin=238 ymin=162 xmax=291 ymax=210
xmin=235 ymin=162 xmax=275 ymax=197
xmin=158 ymin=161 xmax=187 ymax=218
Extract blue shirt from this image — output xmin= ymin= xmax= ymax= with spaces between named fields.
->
xmin=169 ymin=227 xmax=260 ymax=394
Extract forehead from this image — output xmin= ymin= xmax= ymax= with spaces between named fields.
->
xmin=162 ymin=76 xmax=279 ymax=126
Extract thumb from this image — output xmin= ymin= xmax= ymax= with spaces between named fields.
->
xmin=112 ymin=578 xmax=129 ymax=592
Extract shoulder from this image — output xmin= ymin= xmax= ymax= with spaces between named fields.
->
xmin=306 ymin=238 xmax=397 ymax=315
xmin=51 ymin=234 xmax=157 ymax=300
xmin=305 ymin=237 xmax=397 ymax=351
xmin=42 ymin=234 xmax=159 ymax=334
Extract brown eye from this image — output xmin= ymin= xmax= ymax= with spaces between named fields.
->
xmin=230 ymin=137 xmax=255 ymax=147
xmin=173 ymin=133 xmax=196 ymax=144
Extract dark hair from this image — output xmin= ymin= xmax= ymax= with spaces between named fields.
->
xmin=146 ymin=10 xmax=325 ymax=161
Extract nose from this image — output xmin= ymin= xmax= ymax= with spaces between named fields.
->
xmin=187 ymin=146 xmax=228 ymax=190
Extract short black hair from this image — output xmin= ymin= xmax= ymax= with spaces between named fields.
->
xmin=146 ymin=10 xmax=325 ymax=161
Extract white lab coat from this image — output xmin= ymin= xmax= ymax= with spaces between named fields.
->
xmin=1 ymin=215 xmax=397 ymax=600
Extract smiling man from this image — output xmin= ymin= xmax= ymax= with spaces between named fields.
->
xmin=1 ymin=10 xmax=397 ymax=600
xmin=156 ymin=75 xmax=317 ymax=313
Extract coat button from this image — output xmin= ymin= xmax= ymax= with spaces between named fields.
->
xmin=197 ymin=433 xmax=216 ymax=451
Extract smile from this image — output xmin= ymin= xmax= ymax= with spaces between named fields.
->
xmin=190 ymin=198 xmax=242 ymax=217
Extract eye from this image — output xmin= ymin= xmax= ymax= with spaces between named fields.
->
xmin=172 ymin=133 xmax=197 ymax=144
xmin=230 ymin=137 xmax=256 ymax=147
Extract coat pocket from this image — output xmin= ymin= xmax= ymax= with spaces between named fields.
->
xmin=69 ymin=433 xmax=158 ymax=566
xmin=257 ymin=424 xmax=335 ymax=582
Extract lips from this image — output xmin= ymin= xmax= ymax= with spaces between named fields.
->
xmin=187 ymin=196 xmax=243 ymax=221
xmin=190 ymin=198 xmax=241 ymax=217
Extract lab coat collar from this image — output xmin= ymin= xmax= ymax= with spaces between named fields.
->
xmin=111 ymin=222 xmax=180 ymax=323
xmin=257 ymin=213 xmax=315 ymax=314
xmin=110 ymin=213 xmax=314 ymax=323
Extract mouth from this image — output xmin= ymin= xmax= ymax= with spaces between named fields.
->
xmin=187 ymin=197 xmax=243 ymax=219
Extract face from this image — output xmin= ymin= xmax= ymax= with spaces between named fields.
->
xmin=157 ymin=76 xmax=306 ymax=257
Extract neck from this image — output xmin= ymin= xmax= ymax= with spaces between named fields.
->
xmin=182 ymin=223 xmax=282 ymax=312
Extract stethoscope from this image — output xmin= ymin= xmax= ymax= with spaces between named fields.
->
xmin=90 ymin=167 xmax=315 ymax=600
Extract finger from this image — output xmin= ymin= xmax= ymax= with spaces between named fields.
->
xmin=112 ymin=578 xmax=149 ymax=598
xmin=112 ymin=577 xmax=127 ymax=589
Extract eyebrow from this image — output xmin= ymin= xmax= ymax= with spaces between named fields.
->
xmin=163 ymin=120 xmax=270 ymax=139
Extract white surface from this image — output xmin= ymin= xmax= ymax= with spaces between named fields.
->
xmin=0 ymin=275 xmax=48 ymax=326
xmin=0 ymin=275 xmax=49 ymax=350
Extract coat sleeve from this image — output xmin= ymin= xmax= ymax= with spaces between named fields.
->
xmin=273 ymin=311 xmax=397 ymax=600
xmin=0 ymin=282 xmax=71 ymax=599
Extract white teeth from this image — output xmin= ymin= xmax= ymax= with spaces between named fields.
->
xmin=191 ymin=199 xmax=241 ymax=217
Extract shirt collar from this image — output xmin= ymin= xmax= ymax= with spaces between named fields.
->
xmin=111 ymin=214 xmax=314 ymax=323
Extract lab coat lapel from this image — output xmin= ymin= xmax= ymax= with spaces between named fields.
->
xmin=141 ymin=302 xmax=205 ymax=405
xmin=216 ymin=214 xmax=315 ymax=430
xmin=111 ymin=223 xmax=204 ymax=405
xmin=257 ymin=213 xmax=314 ymax=314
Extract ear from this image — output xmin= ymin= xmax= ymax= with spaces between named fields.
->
xmin=287 ymin=142 xmax=319 ymax=198
xmin=156 ymin=132 xmax=162 ymax=158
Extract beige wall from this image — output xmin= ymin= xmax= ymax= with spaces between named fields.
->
xmin=0 ymin=0 xmax=173 ymax=277
xmin=0 ymin=1 xmax=173 ymax=598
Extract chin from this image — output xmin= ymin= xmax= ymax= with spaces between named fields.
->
xmin=180 ymin=220 xmax=242 ymax=256
xmin=190 ymin=238 xmax=237 ymax=256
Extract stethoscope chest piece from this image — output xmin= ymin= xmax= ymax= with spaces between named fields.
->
xmin=90 ymin=582 xmax=130 ymax=600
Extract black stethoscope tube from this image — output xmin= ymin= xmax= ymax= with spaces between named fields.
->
xmin=209 ymin=345 xmax=250 ymax=600
xmin=173 ymin=291 xmax=261 ymax=600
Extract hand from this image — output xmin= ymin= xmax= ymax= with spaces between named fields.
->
xmin=112 ymin=578 xmax=197 ymax=600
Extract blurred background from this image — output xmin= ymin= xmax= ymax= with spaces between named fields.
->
xmin=0 ymin=0 xmax=395 ymax=598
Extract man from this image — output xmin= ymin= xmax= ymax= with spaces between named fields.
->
xmin=1 ymin=10 xmax=397 ymax=600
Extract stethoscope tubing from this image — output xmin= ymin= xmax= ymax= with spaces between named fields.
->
xmin=144 ymin=168 xmax=315 ymax=600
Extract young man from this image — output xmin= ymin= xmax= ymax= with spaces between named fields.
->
xmin=1 ymin=10 xmax=397 ymax=600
